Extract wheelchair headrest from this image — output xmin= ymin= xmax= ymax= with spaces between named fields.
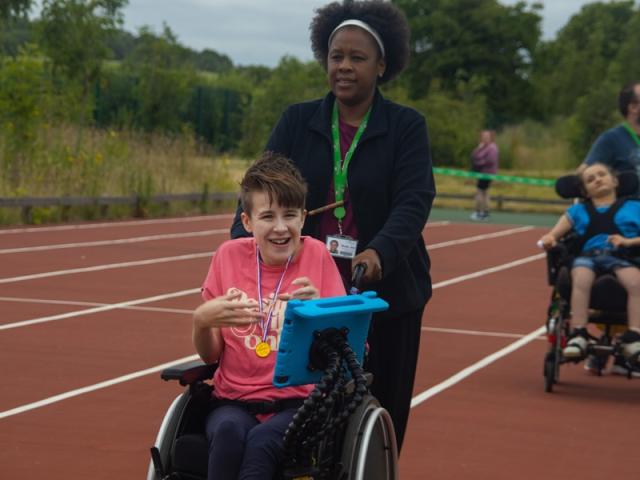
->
xmin=555 ymin=170 xmax=639 ymax=199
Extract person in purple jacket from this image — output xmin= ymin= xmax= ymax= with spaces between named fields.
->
xmin=470 ymin=129 xmax=499 ymax=221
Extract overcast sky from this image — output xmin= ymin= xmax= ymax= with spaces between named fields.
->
xmin=116 ymin=1 xmax=596 ymax=67
xmin=119 ymin=0 xmax=596 ymax=67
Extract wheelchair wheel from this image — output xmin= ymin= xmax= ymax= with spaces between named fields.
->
xmin=543 ymin=351 xmax=558 ymax=393
xmin=147 ymin=392 xmax=190 ymax=480
xmin=543 ymin=315 xmax=563 ymax=393
xmin=339 ymin=395 xmax=398 ymax=480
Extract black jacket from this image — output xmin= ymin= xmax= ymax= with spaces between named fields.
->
xmin=232 ymin=90 xmax=435 ymax=313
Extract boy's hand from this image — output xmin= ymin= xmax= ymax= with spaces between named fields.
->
xmin=539 ymin=234 xmax=557 ymax=250
xmin=352 ymin=249 xmax=382 ymax=283
xmin=194 ymin=291 xmax=264 ymax=328
xmin=278 ymin=277 xmax=319 ymax=301
xmin=608 ymin=234 xmax=628 ymax=248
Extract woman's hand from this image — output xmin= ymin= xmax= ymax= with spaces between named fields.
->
xmin=608 ymin=234 xmax=629 ymax=248
xmin=193 ymin=290 xmax=264 ymax=329
xmin=278 ymin=277 xmax=319 ymax=301
xmin=352 ymin=248 xmax=382 ymax=284
xmin=538 ymin=234 xmax=557 ymax=250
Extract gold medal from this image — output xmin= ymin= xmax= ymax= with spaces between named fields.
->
xmin=255 ymin=341 xmax=271 ymax=358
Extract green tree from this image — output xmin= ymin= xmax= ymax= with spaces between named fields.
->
xmin=0 ymin=45 xmax=50 ymax=188
xmin=194 ymin=48 xmax=233 ymax=73
xmin=122 ymin=25 xmax=196 ymax=133
xmin=532 ymin=1 xmax=636 ymax=119
xmin=38 ymin=0 xmax=128 ymax=134
xmin=240 ymin=57 xmax=325 ymax=156
xmin=394 ymin=0 xmax=541 ymax=125
xmin=0 ymin=0 xmax=32 ymax=19
xmin=609 ymin=7 xmax=640 ymax=86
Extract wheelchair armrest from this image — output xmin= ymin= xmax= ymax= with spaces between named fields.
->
xmin=161 ymin=360 xmax=218 ymax=386
xmin=546 ymin=244 xmax=569 ymax=286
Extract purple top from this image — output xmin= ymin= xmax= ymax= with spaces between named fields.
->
xmin=471 ymin=143 xmax=499 ymax=174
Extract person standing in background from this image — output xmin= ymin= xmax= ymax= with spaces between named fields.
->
xmin=470 ymin=129 xmax=499 ymax=221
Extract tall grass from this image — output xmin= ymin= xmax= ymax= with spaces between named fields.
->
xmin=0 ymin=124 xmax=244 ymax=224
xmin=1 ymin=115 xmax=584 ymax=224
xmin=497 ymin=118 xmax=579 ymax=173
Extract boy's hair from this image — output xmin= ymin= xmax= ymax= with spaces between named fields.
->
xmin=240 ymin=152 xmax=307 ymax=216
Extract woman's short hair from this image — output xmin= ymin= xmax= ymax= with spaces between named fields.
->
xmin=310 ymin=0 xmax=410 ymax=84
xmin=240 ymin=152 xmax=308 ymax=215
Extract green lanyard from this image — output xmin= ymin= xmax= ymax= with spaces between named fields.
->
xmin=622 ymin=122 xmax=640 ymax=147
xmin=331 ymin=101 xmax=371 ymax=220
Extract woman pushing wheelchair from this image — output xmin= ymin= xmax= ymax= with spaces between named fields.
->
xmin=539 ymin=162 xmax=640 ymax=367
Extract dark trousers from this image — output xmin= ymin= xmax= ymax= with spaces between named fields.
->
xmin=205 ymin=404 xmax=296 ymax=480
xmin=365 ymin=307 xmax=424 ymax=453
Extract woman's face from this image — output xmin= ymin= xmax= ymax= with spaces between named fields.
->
xmin=327 ymin=27 xmax=385 ymax=108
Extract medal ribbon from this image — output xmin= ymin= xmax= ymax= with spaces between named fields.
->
xmin=622 ymin=122 xmax=640 ymax=147
xmin=331 ymin=100 xmax=371 ymax=221
xmin=256 ymin=246 xmax=291 ymax=344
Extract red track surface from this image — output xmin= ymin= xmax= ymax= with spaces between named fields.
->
xmin=1 ymin=215 xmax=638 ymax=479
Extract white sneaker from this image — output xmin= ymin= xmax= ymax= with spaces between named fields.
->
xmin=563 ymin=335 xmax=589 ymax=359
xmin=610 ymin=361 xmax=640 ymax=378
xmin=622 ymin=342 xmax=640 ymax=358
xmin=470 ymin=212 xmax=482 ymax=221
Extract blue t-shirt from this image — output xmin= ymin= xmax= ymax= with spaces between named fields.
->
xmin=567 ymin=200 xmax=640 ymax=252
xmin=584 ymin=125 xmax=640 ymax=179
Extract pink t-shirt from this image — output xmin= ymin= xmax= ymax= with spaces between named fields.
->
xmin=201 ymin=236 xmax=346 ymax=403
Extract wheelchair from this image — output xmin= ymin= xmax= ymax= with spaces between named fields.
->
xmin=542 ymin=170 xmax=640 ymax=392
xmin=147 ymin=289 xmax=398 ymax=480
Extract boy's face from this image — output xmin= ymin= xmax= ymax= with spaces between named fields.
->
xmin=241 ymin=191 xmax=306 ymax=266
xmin=582 ymin=164 xmax=617 ymax=198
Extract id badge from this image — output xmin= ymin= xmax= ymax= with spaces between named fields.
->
xmin=326 ymin=234 xmax=358 ymax=259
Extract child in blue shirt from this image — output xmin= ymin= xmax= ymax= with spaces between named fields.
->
xmin=539 ymin=163 xmax=640 ymax=364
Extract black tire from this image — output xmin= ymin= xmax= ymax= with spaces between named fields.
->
xmin=544 ymin=351 xmax=557 ymax=393
xmin=339 ymin=395 xmax=398 ymax=480
xmin=148 ymin=391 xmax=191 ymax=480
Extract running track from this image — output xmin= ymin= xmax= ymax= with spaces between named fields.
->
xmin=1 ymin=214 xmax=638 ymax=479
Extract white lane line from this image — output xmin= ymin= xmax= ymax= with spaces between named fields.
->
xmin=432 ymin=253 xmax=545 ymax=289
xmin=428 ymin=226 xmax=534 ymax=250
xmin=1 ymin=253 xmax=545 ymax=332
xmin=0 ymin=289 xmax=199 ymax=331
xmin=0 ymin=354 xmax=200 ymax=419
xmin=0 ymin=251 xmax=547 ymax=418
xmin=0 ymin=296 xmax=193 ymax=315
xmin=422 ymin=326 xmax=546 ymax=341
xmin=0 ymin=297 xmax=545 ymax=339
xmin=411 ymin=326 xmax=546 ymax=408
xmin=1 ymin=223 xmax=513 ymax=284
xmin=0 ymin=214 xmax=234 ymax=235
xmin=0 ymin=229 xmax=227 ymax=254
xmin=0 ymin=252 xmax=213 ymax=284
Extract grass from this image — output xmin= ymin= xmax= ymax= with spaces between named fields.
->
xmin=0 ymin=119 xmax=578 ymax=224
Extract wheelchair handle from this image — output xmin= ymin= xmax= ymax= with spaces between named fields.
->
xmin=349 ymin=263 xmax=367 ymax=295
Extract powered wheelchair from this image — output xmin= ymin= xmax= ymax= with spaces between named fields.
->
xmin=542 ymin=170 xmax=640 ymax=392
xmin=147 ymin=287 xmax=399 ymax=479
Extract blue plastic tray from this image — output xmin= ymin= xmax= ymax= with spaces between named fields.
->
xmin=273 ymin=291 xmax=389 ymax=387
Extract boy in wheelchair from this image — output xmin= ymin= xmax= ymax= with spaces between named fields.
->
xmin=539 ymin=163 xmax=640 ymax=370
xmin=192 ymin=152 xmax=345 ymax=479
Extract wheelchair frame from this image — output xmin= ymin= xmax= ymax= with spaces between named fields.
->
xmin=543 ymin=238 xmax=638 ymax=392
xmin=147 ymin=360 xmax=398 ymax=480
